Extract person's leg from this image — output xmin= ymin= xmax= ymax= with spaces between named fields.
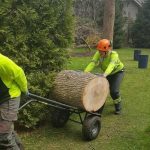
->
xmin=107 ymin=71 xmax=124 ymax=114
xmin=0 ymin=97 xmax=22 ymax=150
xmin=13 ymin=131 xmax=24 ymax=150
xmin=0 ymin=114 xmax=20 ymax=150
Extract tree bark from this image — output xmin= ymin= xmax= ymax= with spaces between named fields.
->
xmin=102 ymin=0 xmax=115 ymax=41
xmin=52 ymin=70 xmax=109 ymax=112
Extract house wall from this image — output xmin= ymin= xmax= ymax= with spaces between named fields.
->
xmin=122 ymin=1 xmax=139 ymax=21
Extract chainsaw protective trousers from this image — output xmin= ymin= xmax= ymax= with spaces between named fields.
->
xmin=0 ymin=97 xmax=22 ymax=150
xmin=106 ymin=71 xmax=124 ymax=102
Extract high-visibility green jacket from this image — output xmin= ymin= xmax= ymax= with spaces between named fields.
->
xmin=0 ymin=53 xmax=28 ymax=100
xmin=84 ymin=51 xmax=124 ymax=76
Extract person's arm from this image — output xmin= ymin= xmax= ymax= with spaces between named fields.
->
xmin=0 ymin=54 xmax=28 ymax=93
xmin=5 ymin=58 xmax=28 ymax=93
xmin=84 ymin=51 xmax=100 ymax=72
xmin=14 ymin=67 xmax=28 ymax=93
xmin=104 ymin=53 xmax=118 ymax=76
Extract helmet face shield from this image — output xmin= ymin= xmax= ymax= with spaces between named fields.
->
xmin=97 ymin=39 xmax=111 ymax=51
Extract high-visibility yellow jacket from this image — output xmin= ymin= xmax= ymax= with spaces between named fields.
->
xmin=84 ymin=51 xmax=124 ymax=76
xmin=0 ymin=53 xmax=28 ymax=100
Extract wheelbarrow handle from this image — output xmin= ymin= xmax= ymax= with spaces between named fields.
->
xmin=27 ymin=93 xmax=101 ymax=117
xmin=28 ymin=93 xmax=78 ymax=110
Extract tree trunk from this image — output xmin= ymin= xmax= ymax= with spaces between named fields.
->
xmin=102 ymin=0 xmax=115 ymax=41
xmin=52 ymin=70 xmax=109 ymax=112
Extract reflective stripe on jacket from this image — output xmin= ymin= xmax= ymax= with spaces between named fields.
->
xmin=84 ymin=51 xmax=124 ymax=76
xmin=0 ymin=54 xmax=27 ymax=99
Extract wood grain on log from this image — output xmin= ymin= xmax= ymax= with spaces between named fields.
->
xmin=52 ymin=70 xmax=109 ymax=112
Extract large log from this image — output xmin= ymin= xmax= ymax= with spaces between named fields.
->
xmin=52 ymin=70 xmax=109 ymax=112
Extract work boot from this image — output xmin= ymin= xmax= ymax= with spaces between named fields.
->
xmin=114 ymin=102 xmax=121 ymax=115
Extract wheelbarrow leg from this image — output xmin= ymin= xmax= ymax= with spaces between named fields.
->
xmin=96 ymin=103 xmax=105 ymax=114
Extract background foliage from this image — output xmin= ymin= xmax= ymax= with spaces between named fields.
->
xmin=74 ymin=0 xmax=103 ymax=46
xmin=0 ymin=0 xmax=74 ymax=128
xmin=131 ymin=0 xmax=150 ymax=48
xmin=74 ymin=0 xmax=125 ymax=48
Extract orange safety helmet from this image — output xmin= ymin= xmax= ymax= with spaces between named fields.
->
xmin=97 ymin=39 xmax=111 ymax=51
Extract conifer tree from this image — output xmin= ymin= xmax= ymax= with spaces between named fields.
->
xmin=113 ymin=0 xmax=125 ymax=48
xmin=131 ymin=0 xmax=150 ymax=48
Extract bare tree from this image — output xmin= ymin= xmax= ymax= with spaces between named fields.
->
xmin=102 ymin=0 xmax=115 ymax=41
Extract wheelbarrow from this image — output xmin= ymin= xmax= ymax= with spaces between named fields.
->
xmin=19 ymin=93 xmax=102 ymax=141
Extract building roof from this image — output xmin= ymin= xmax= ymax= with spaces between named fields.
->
xmin=122 ymin=0 xmax=145 ymax=7
xmin=133 ymin=0 xmax=145 ymax=7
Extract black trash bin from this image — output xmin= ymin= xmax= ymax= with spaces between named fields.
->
xmin=134 ymin=50 xmax=141 ymax=61
xmin=138 ymin=55 xmax=149 ymax=69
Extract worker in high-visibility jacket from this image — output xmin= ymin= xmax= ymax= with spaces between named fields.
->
xmin=84 ymin=39 xmax=124 ymax=115
xmin=0 ymin=53 xmax=28 ymax=149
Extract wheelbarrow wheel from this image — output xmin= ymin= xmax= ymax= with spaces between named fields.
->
xmin=51 ymin=109 xmax=70 ymax=128
xmin=82 ymin=115 xmax=101 ymax=141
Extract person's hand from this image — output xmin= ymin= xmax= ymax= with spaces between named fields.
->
xmin=21 ymin=90 xmax=30 ymax=100
xmin=99 ymin=74 xmax=106 ymax=78
xmin=26 ymin=90 xmax=29 ymax=96
xmin=95 ymin=73 xmax=106 ymax=78
xmin=102 ymin=73 xmax=107 ymax=77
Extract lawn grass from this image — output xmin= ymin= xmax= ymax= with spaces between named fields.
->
xmin=20 ymin=48 xmax=150 ymax=150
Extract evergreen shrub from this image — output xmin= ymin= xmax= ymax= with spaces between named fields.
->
xmin=0 ymin=0 xmax=74 ymax=128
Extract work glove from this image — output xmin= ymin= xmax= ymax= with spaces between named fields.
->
xmin=22 ymin=90 xmax=29 ymax=97
xmin=102 ymin=73 xmax=107 ymax=77
xmin=95 ymin=73 xmax=106 ymax=78
xmin=25 ymin=90 xmax=30 ymax=97
xmin=21 ymin=90 xmax=29 ymax=101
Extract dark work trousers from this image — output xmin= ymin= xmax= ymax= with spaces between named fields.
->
xmin=98 ymin=70 xmax=124 ymax=114
xmin=0 ymin=97 xmax=22 ymax=150
xmin=107 ymin=71 xmax=124 ymax=101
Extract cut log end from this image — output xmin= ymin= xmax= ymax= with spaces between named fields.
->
xmin=52 ymin=70 xmax=109 ymax=112
xmin=83 ymin=77 xmax=109 ymax=112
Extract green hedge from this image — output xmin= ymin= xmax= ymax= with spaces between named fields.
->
xmin=0 ymin=0 xmax=74 ymax=128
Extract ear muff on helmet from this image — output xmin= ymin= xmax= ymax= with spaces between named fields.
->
xmin=97 ymin=39 xmax=112 ymax=51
